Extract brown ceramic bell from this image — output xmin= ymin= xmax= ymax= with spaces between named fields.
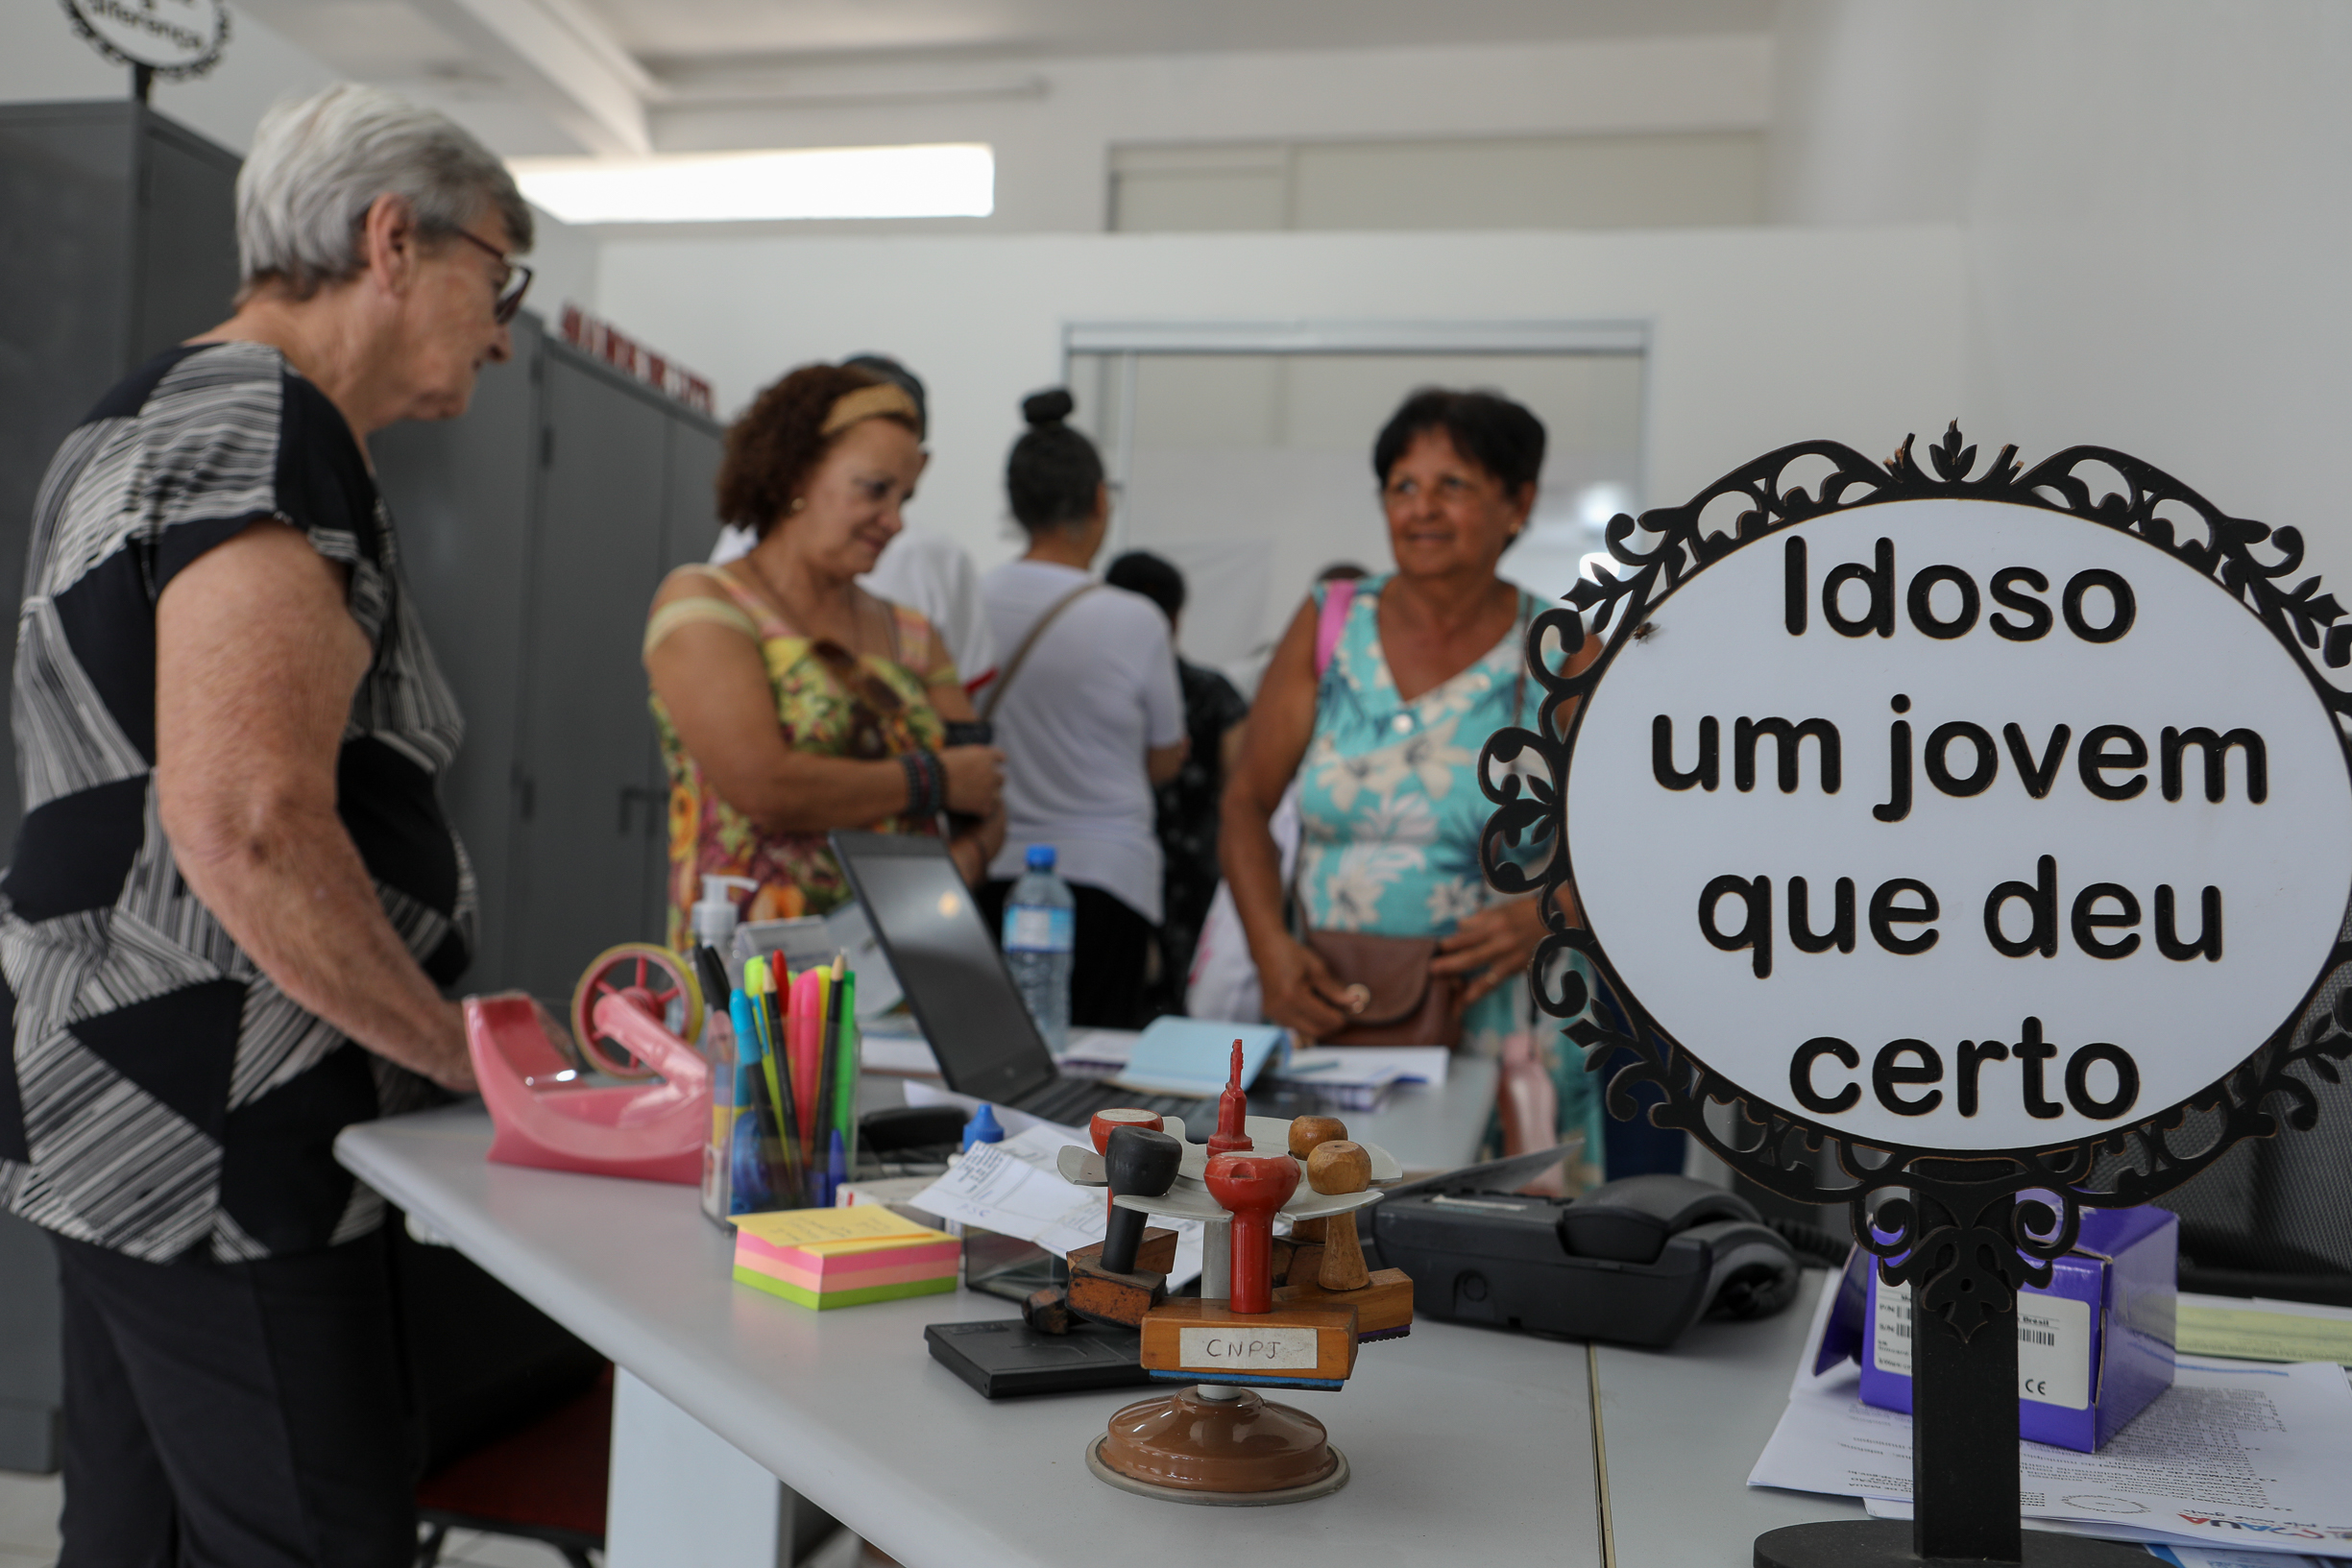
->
xmin=1097 ymin=1386 xmax=1339 ymax=1493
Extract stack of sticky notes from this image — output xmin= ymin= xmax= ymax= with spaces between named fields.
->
xmin=732 ymin=1205 xmax=958 ymax=1310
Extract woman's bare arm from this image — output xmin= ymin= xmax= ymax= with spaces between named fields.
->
xmin=647 ymin=576 xmax=1001 ymax=832
xmin=1147 ymin=738 xmax=1189 ymax=785
xmin=926 ymin=676 xmax=1007 ymax=882
xmin=156 ymin=521 xmax=473 ymax=1090
xmin=1220 ymin=597 xmax=1353 ymax=1036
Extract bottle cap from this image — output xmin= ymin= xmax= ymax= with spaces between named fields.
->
xmin=961 ymin=1103 xmax=1005 ymax=1150
xmin=1025 ymin=844 xmax=1056 ymax=872
xmin=692 ymin=875 xmax=760 ymax=947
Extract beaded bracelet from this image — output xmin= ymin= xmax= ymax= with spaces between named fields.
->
xmin=900 ymin=749 xmax=946 ymax=818
xmin=923 ymin=749 xmax=947 ymax=816
xmin=899 ymin=752 xmax=932 ymax=818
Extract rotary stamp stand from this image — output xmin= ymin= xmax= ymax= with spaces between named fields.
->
xmin=1051 ymin=1053 xmax=1415 ymax=1505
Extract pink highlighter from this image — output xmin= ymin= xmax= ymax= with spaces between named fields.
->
xmin=792 ymin=967 xmax=824 ymax=1153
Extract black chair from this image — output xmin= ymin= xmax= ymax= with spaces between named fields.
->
xmin=413 ymin=1367 xmax=610 ymax=1568
xmin=395 ymin=1222 xmax=612 ymax=1567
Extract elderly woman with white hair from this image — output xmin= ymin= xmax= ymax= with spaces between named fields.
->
xmin=0 ymin=83 xmax=527 ymax=1565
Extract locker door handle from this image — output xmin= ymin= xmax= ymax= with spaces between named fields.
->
xmin=618 ymin=785 xmax=667 ymax=836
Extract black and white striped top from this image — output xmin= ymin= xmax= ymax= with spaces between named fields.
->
xmin=0 ymin=342 xmax=474 ymax=1262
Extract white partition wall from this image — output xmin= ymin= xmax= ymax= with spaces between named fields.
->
xmin=592 ymin=227 xmax=1968 ymax=608
xmin=1063 ymin=322 xmax=1648 ymax=683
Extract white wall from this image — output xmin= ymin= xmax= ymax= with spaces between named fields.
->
xmin=1772 ymin=0 xmax=2352 ymax=594
xmin=0 ymin=2 xmax=597 ymax=326
xmin=593 ymin=225 xmax=1966 ymax=581
xmin=0 ymin=0 xmax=331 ymax=154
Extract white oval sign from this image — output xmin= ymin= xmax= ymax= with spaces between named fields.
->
xmin=1565 ymin=497 xmax=2352 ymax=1150
xmin=63 ymin=0 xmax=228 ymax=75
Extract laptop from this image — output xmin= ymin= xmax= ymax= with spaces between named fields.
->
xmin=829 ymin=831 xmax=1212 ymax=1132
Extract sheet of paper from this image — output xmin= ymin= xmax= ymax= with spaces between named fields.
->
xmin=2149 ymin=1542 xmax=2346 ymax=1568
xmin=1273 ymin=1045 xmax=1450 ymax=1087
xmin=822 ymin=902 xmax=903 ymax=1019
xmin=854 ymin=1033 xmax=939 ymax=1076
xmin=1751 ymin=1349 xmax=2352 ymax=1557
xmin=908 ymin=1122 xmax=1204 ymax=1287
xmin=1062 ymin=1028 xmax=1136 ymax=1072
xmin=2177 ymin=1293 xmax=2352 ymax=1367
xmin=1862 ymin=1498 xmax=2340 ymax=1565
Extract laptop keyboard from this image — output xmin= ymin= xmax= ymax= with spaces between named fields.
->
xmin=1017 ymin=1075 xmax=1212 ymax=1134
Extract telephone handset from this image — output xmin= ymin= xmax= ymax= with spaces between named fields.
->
xmin=1371 ymin=1170 xmax=1841 ymax=1350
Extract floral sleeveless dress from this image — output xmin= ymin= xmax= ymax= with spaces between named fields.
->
xmin=646 ymin=566 xmax=957 ymax=947
xmin=1294 ymin=573 xmax=1599 ymax=1146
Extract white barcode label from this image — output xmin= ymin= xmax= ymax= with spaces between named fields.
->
xmin=1872 ymin=1288 xmax=2093 ymax=1410
xmin=1006 ymin=906 xmax=1073 ymax=953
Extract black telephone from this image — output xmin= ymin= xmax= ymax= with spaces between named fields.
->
xmin=1371 ymin=1170 xmax=1839 ymax=1350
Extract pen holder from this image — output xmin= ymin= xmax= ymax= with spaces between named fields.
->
xmin=710 ymin=1006 xmax=862 ymax=1223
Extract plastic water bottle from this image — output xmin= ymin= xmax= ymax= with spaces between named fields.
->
xmin=1003 ymin=844 xmax=1075 ymax=1053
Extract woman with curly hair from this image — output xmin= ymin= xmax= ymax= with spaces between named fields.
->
xmin=644 ymin=362 xmax=1006 ymax=942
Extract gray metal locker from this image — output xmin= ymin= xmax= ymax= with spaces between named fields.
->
xmin=502 ymin=348 xmax=679 ymax=1000
xmin=371 ymin=317 xmax=546 ymax=997
xmin=0 ymin=99 xmax=239 ymax=1476
xmin=0 ymin=100 xmax=240 ymax=846
xmin=0 ymin=103 xmax=726 ymax=1476
xmin=643 ymin=417 xmax=727 ymax=943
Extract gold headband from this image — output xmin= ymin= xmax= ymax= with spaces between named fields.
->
xmin=820 ymin=381 xmax=920 ymax=438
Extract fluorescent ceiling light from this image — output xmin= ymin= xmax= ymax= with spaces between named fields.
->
xmin=509 ymin=144 xmax=994 ymax=224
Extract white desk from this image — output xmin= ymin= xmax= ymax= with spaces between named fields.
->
xmin=340 ymin=1090 xmax=1859 ymax=1568
xmin=341 ymin=1101 xmax=1603 ymax=1568
xmin=1593 ymin=1270 xmax=1865 ymax=1564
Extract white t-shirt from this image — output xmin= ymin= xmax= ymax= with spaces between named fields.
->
xmin=711 ymin=523 xmax=998 ymax=688
xmin=861 ymin=528 xmax=998 ymax=688
xmin=981 ymin=560 xmax=1184 ymax=921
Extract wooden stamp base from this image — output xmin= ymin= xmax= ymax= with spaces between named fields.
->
xmin=1138 ymin=1299 xmax=1357 ymax=1383
xmin=1273 ymin=1269 xmax=1415 ymax=1338
xmin=1065 ymin=1230 xmax=1177 ymax=1328
xmin=1092 ymin=1387 xmax=1346 ymax=1502
xmin=1068 ymin=1228 xmax=1178 ymax=1278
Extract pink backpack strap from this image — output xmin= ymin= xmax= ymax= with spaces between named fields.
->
xmin=1314 ymin=579 xmax=1356 ymax=678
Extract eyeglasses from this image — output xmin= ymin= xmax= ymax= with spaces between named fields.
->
xmin=449 ymin=227 xmax=534 ymax=326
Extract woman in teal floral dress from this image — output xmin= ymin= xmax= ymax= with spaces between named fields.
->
xmin=1222 ymin=388 xmax=1600 ymax=1147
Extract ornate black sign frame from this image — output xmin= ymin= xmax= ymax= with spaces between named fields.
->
xmin=1480 ymin=424 xmax=2352 ymax=1568
xmin=60 ymin=0 xmax=230 ymax=89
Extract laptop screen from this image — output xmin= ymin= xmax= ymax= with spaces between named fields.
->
xmin=829 ymin=832 xmax=1055 ymax=1106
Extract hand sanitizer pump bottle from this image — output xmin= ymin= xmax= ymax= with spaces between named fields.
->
xmin=691 ymin=875 xmax=757 ymax=1227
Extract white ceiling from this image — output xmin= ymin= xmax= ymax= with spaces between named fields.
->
xmin=237 ymin=0 xmax=1776 ymax=157
xmin=602 ymin=0 xmax=1778 ymax=68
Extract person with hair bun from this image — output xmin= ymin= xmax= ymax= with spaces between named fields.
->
xmin=1221 ymin=388 xmax=1601 ymax=1142
xmin=644 ymin=362 xmax=1006 ymax=938
xmin=977 ymin=390 xmax=1186 ymax=1028
xmin=1103 ymin=549 xmax=1249 ymax=1017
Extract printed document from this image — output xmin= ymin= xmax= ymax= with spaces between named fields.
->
xmin=909 ymin=1122 xmax=1204 ymax=1287
xmin=1752 ymin=1281 xmax=2352 ymax=1558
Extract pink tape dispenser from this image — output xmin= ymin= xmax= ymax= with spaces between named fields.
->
xmin=464 ymin=943 xmax=712 ymax=1185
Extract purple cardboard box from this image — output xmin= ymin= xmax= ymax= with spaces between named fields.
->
xmin=1857 ymin=1205 xmax=2177 ymax=1452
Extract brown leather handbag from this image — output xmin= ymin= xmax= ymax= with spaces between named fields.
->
xmin=1286 ymin=584 xmax=1529 ymax=1050
xmin=1299 ymin=928 xmax=1463 ymax=1048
